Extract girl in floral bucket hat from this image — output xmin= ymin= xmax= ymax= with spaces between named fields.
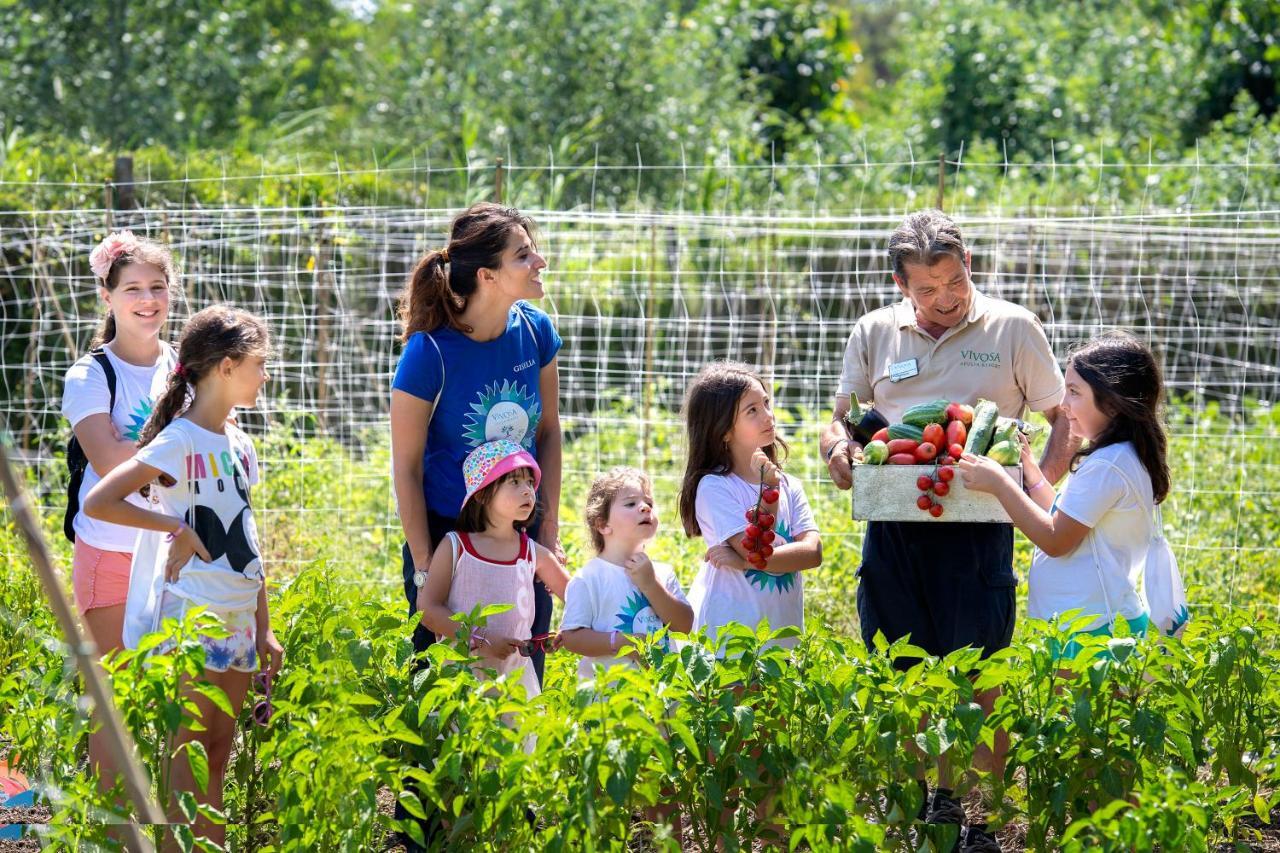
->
xmin=418 ymin=440 xmax=569 ymax=698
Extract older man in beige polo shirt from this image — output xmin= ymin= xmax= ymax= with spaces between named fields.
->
xmin=818 ymin=209 xmax=1075 ymax=849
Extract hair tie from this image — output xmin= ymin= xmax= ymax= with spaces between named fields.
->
xmin=173 ymin=362 xmax=187 ymax=380
xmin=439 ymin=246 xmax=450 ymax=264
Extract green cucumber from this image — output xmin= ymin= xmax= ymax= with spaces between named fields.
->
xmin=901 ymin=399 xmax=950 ymax=428
xmin=963 ymin=400 xmax=1000 ymax=455
xmin=887 ymin=423 xmax=925 ymax=442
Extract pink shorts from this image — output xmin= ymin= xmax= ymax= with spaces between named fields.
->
xmin=72 ymin=538 xmax=133 ymax=614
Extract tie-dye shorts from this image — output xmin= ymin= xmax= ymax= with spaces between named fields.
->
xmin=158 ymin=592 xmax=258 ymax=673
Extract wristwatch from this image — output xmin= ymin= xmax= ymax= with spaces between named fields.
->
xmin=412 ymin=569 xmax=427 ymax=588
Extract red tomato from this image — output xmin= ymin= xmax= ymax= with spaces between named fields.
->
xmin=759 ymin=529 xmax=776 ymax=545
xmin=762 ymin=487 xmax=780 ymax=504
xmin=887 ymin=438 xmax=920 ymax=457
xmin=758 ymin=513 xmax=775 ymax=529
xmin=937 ymin=466 xmax=955 ymax=482
xmin=917 ymin=494 xmax=933 ymax=510
xmin=938 ymin=455 xmax=956 ymax=465
xmin=745 ymin=507 xmax=758 ymax=523
xmin=745 ymin=523 xmax=761 ymax=538
xmin=933 ymin=480 xmax=950 ymax=497
xmin=929 ymin=503 xmax=944 ymax=518
xmin=742 ymin=536 xmax=759 ymax=552
xmin=922 ymin=423 xmax=945 ymax=448
xmin=914 ymin=442 xmax=938 ymax=462
xmin=949 ymin=442 xmax=965 ymax=459
xmin=888 ymin=453 xmax=917 ymax=465
xmin=946 ymin=420 xmax=967 ymax=449
xmin=917 ymin=475 xmax=934 ymax=491
xmin=759 ymin=544 xmax=774 ymax=559
xmin=871 ymin=427 xmax=890 ymax=444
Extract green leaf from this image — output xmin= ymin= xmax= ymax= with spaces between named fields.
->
xmin=398 ymin=791 xmax=427 ymax=820
xmin=195 ymin=683 xmax=234 ymax=720
xmin=184 ymin=740 xmax=210 ymax=794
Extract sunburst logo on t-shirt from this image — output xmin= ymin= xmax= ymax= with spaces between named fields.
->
xmin=614 ymin=590 xmax=652 ymax=632
xmin=123 ymin=398 xmax=155 ymax=442
xmin=462 ymin=380 xmax=541 ymax=449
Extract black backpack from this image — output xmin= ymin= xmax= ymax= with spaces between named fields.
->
xmin=64 ymin=348 xmax=117 ymax=542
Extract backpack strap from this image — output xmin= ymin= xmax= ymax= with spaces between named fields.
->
xmin=90 ymin=347 xmax=119 ymax=418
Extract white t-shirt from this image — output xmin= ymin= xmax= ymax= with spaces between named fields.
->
xmin=133 ymin=418 xmax=263 ymax=611
xmin=687 ymin=472 xmax=818 ymax=649
xmin=61 ymin=343 xmax=176 ymax=552
xmin=561 ymin=556 xmax=690 ymax=681
xmin=1028 ymin=442 xmax=1153 ymax=630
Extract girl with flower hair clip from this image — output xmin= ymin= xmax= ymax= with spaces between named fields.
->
xmin=60 ymin=229 xmax=178 ymax=800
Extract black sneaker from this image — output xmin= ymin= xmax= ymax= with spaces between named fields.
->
xmin=960 ymin=822 xmax=1003 ymax=853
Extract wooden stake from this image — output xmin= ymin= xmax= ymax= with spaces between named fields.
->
xmin=0 ymin=439 xmax=163 ymax=849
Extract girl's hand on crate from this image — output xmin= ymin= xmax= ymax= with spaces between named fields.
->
xmin=1016 ymin=431 xmax=1045 ymax=484
xmin=957 ymin=452 xmax=1012 ymax=494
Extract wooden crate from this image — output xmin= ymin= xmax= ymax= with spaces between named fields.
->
xmin=851 ymin=463 xmax=1022 ymax=523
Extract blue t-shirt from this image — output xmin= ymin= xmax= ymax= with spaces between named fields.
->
xmin=392 ymin=302 xmax=562 ymax=517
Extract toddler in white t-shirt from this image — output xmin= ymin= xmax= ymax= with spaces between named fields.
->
xmin=560 ymin=467 xmax=693 ymax=680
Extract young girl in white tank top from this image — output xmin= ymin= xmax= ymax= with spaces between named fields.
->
xmin=417 ymin=439 xmax=569 ymax=696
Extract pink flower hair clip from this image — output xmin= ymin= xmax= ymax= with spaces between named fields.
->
xmin=89 ymin=230 xmax=142 ymax=282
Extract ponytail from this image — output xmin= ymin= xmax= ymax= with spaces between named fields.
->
xmin=138 ymin=372 xmax=191 ymax=448
xmin=91 ymin=312 xmax=118 ymax=347
xmin=398 ymin=251 xmax=457 ymax=340
xmin=397 ymin=202 xmax=539 ymax=341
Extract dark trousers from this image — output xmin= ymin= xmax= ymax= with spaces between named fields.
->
xmin=394 ymin=508 xmax=553 ymax=848
xmin=856 ymin=520 xmax=1017 ymax=670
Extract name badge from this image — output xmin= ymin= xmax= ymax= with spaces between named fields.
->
xmin=888 ymin=358 xmax=920 ymax=383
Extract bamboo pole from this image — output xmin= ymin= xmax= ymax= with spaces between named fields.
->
xmin=0 ymin=438 xmax=164 ymax=848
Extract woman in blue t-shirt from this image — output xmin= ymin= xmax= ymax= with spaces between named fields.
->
xmin=390 ymin=202 xmax=564 ymax=684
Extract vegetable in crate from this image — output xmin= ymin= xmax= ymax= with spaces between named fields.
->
xmin=862 ymin=440 xmax=888 ymax=465
xmin=985 ymin=440 xmax=1020 ymax=466
xmin=945 ymin=402 xmax=974 ymax=425
xmin=963 ymin=399 xmax=1000 ymax=455
xmin=886 ymin=438 xmax=920 ymax=457
xmin=901 ymin=399 xmax=950 ymax=427
xmin=844 ymin=404 xmax=891 ymax=445
xmin=887 ymin=423 xmax=925 ymax=442
xmin=990 ymin=417 xmax=1020 ymax=448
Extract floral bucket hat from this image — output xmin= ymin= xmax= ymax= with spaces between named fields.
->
xmin=461 ymin=439 xmax=541 ymax=510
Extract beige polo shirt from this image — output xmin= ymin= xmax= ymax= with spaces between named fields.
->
xmin=836 ymin=290 xmax=1064 ymax=425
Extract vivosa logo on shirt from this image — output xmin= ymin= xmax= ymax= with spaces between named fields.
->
xmin=463 ymin=379 xmax=542 ymax=449
xmin=959 ymin=349 xmax=1002 ymax=367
